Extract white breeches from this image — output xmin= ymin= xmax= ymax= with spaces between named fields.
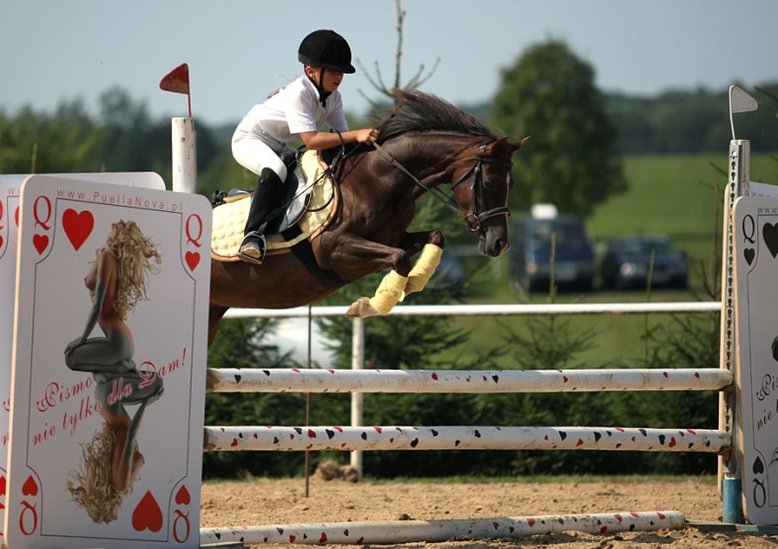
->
xmin=231 ymin=135 xmax=288 ymax=181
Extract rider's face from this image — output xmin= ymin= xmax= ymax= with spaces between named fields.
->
xmin=306 ymin=66 xmax=344 ymax=93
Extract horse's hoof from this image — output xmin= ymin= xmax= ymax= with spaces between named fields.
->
xmin=346 ymin=297 xmax=379 ymax=318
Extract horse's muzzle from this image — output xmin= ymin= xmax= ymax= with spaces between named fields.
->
xmin=478 ymin=229 xmax=510 ymax=258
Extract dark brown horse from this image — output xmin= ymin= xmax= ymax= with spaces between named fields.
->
xmin=208 ymin=90 xmax=527 ymax=343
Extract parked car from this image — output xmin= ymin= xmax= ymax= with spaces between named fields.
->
xmin=600 ymin=234 xmax=688 ymax=290
xmin=510 ymin=211 xmax=595 ymax=293
xmin=431 ymin=250 xmax=465 ymax=285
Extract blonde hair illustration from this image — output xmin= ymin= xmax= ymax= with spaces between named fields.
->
xmin=100 ymin=220 xmax=161 ymax=319
xmin=66 ymin=424 xmax=126 ymax=524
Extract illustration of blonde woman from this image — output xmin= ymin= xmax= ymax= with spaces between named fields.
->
xmin=64 ymin=220 xmax=163 ymax=523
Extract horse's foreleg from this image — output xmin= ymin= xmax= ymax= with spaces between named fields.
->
xmin=404 ymin=243 xmax=443 ymax=295
xmin=318 ymin=232 xmax=412 ymax=318
xmin=349 ymin=269 xmax=409 ymax=317
xmin=400 ymin=230 xmax=445 ymax=296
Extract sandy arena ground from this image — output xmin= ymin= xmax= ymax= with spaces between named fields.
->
xmin=200 ymin=476 xmax=778 ymax=548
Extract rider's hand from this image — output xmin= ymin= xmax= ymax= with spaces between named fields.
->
xmin=356 ymin=128 xmax=379 ymax=144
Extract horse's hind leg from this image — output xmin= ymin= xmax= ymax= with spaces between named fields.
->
xmin=208 ymin=306 xmax=229 ymax=347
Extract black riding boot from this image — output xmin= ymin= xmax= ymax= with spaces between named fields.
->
xmin=239 ymin=168 xmax=283 ymax=264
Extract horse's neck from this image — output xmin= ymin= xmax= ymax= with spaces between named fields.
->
xmin=385 ymin=133 xmax=474 ymax=187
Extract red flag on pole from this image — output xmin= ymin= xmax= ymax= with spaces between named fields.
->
xmin=160 ymin=63 xmax=192 ymax=118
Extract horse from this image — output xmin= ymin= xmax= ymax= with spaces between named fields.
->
xmin=207 ymin=89 xmax=528 ymax=344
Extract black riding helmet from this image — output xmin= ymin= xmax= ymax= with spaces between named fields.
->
xmin=298 ymin=30 xmax=356 ymax=74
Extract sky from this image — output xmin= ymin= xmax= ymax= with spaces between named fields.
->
xmin=1 ymin=0 xmax=777 ymax=127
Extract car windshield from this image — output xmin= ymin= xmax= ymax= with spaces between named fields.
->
xmin=530 ymin=222 xmax=589 ymax=251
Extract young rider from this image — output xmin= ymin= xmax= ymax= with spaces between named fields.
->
xmin=232 ymin=29 xmax=379 ymax=264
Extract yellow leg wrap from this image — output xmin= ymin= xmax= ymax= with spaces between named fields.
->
xmin=346 ymin=270 xmax=410 ymax=318
xmin=404 ymin=244 xmax=444 ymax=296
xmin=368 ymin=270 xmax=409 ymax=314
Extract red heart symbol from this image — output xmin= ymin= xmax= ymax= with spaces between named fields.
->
xmin=175 ymin=485 xmax=191 ymax=505
xmin=185 ymin=251 xmax=200 ymax=271
xmin=22 ymin=476 xmax=38 ymax=496
xmin=0 ymin=475 xmax=6 ymax=496
xmin=132 ymin=490 xmax=163 ymax=533
xmin=319 ymin=533 xmax=327 ymax=543
xmin=0 ymin=235 xmax=4 ymax=249
xmin=289 ymin=535 xmax=296 ymax=543
xmin=62 ymin=209 xmax=94 ymax=251
xmin=14 ymin=206 xmax=19 ymax=227
xmin=669 ymin=437 xmax=677 ymax=448
xmin=33 ymin=234 xmax=48 ymax=255
xmin=527 ymin=519 xmax=536 ymax=527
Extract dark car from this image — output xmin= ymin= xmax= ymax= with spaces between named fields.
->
xmin=600 ymin=234 xmax=688 ymax=290
xmin=431 ymin=250 xmax=465 ymax=285
xmin=510 ymin=214 xmax=595 ymax=292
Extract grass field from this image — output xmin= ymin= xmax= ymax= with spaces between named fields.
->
xmin=440 ymin=152 xmax=778 ymax=368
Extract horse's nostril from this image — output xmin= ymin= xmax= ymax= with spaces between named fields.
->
xmin=490 ymin=238 xmax=510 ymax=258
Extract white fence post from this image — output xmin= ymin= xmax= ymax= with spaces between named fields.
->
xmin=350 ymin=317 xmax=365 ymax=479
xmin=718 ymin=139 xmax=749 ymax=524
xmin=172 ymin=117 xmax=197 ymax=193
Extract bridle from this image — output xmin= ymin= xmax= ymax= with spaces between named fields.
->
xmin=372 ymin=140 xmax=512 ymax=233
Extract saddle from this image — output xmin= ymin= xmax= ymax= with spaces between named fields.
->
xmin=211 ymin=150 xmax=338 ymax=262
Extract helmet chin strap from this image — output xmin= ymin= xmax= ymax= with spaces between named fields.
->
xmin=307 ymin=67 xmax=331 ymax=107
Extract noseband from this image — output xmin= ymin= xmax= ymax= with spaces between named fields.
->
xmin=372 ymin=141 xmax=511 ymax=233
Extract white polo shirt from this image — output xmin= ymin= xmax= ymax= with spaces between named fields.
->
xmin=233 ymin=74 xmax=349 ymax=145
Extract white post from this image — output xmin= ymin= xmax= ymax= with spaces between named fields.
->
xmin=719 ymin=139 xmax=749 ymax=524
xmin=350 ymin=317 xmax=365 ymax=479
xmin=171 ymin=117 xmax=197 ymax=193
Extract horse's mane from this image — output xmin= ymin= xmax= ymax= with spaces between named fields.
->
xmin=376 ymin=89 xmax=495 ymax=143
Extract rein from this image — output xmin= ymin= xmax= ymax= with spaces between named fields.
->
xmin=372 ymin=140 xmax=511 ymax=233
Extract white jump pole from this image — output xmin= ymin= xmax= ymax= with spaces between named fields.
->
xmin=206 ymin=367 xmax=732 ymax=394
xmin=200 ymin=510 xmax=685 ymax=545
xmin=204 ymin=425 xmax=729 ymax=453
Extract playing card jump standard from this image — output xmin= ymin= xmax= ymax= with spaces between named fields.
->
xmin=6 ymin=175 xmax=211 ymax=548
xmin=733 ymin=195 xmax=778 ymax=525
xmin=0 ymin=172 xmax=165 ymax=547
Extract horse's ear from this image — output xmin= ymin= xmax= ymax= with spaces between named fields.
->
xmin=510 ymin=136 xmax=532 ymax=152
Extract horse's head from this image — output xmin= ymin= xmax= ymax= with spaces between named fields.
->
xmin=449 ymin=136 xmax=529 ymax=257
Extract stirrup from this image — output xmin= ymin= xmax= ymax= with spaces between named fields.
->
xmin=238 ymin=231 xmax=267 ymax=265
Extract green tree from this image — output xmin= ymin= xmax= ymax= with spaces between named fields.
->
xmin=491 ymin=40 xmax=627 ymax=217
xmin=0 ymin=101 xmax=97 ymax=173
